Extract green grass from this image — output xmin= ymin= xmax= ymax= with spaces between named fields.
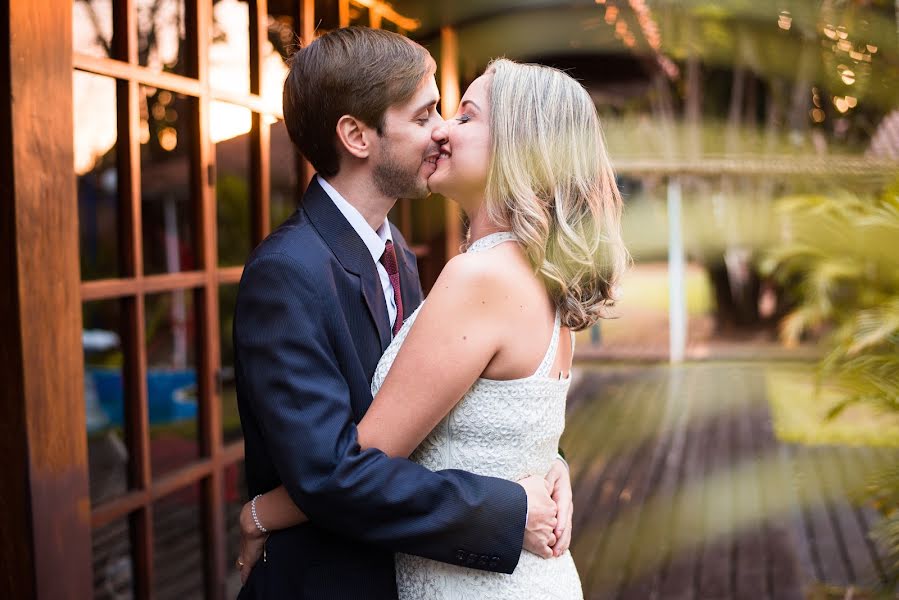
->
xmin=766 ymin=364 xmax=899 ymax=448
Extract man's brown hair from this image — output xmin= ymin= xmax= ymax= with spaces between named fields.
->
xmin=282 ymin=27 xmax=434 ymax=178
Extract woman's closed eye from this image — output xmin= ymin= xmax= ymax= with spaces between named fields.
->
xmin=456 ymin=114 xmax=472 ymax=124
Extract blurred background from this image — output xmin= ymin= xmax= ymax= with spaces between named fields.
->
xmin=10 ymin=0 xmax=898 ymax=598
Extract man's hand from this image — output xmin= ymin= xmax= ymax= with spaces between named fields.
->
xmin=545 ymin=458 xmax=573 ymax=557
xmin=237 ymin=501 xmax=268 ymax=585
xmin=518 ymin=475 xmax=557 ymax=558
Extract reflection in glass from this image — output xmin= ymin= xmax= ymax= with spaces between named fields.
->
xmin=137 ymin=0 xmax=187 ymax=75
xmin=75 ymin=70 xmax=121 ymax=280
xmin=270 ymin=119 xmax=299 ymax=230
xmin=92 ymin=517 xmax=134 ymax=600
xmin=224 ymin=460 xmax=248 ymax=596
xmin=210 ymin=0 xmax=250 ymax=95
xmin=145 ymin=291 xmax=198 ymax=478
xmin=84 ymin=299 xmax=129 ymax=506
xmin=214 ymin=106 xmax=251 ymax=266
xmin=209 ymin=0 xmax=290 ymax=103
xmin=73 ymin=0 xmax=113 ymax=59
xmin=140 ymin=86 xmax=196 ymax=275
xmin=219 ymin=284 xmax=242 ymax=444
xmin=153 ymin=483 xmax=204 ymax=599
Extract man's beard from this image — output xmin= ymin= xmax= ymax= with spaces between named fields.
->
xmin=372 ymin=134 xmax=431 ymax=200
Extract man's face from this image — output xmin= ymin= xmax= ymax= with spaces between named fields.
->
xmin=370 ymin=74 xmax=443 ymax=200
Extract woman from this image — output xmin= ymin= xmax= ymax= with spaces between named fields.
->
xmin=237 ymin=58 xmax=627 ymax=598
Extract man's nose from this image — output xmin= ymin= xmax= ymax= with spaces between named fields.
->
xmin=431 ymin=119 xmax=449 ymax=145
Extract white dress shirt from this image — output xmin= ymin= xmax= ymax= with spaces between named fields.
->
xmin=317 ymin=175 xmax=398 ymax=332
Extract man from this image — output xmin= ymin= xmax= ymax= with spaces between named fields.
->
xmin=234 ymin=27 xmax=572 ymax=599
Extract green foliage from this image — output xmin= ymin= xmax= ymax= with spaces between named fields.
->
xmin=763 ymin=185 xmax=899 ymax=590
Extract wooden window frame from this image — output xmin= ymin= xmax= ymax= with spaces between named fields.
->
xmin=71 ymin=1 xmax=316 ymax=598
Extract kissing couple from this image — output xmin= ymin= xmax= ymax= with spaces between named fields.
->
xmin=233 ymin=26 xmax=627 ymax=600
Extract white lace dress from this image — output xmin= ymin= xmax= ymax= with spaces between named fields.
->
xmin=370 ymin=232 xmax=584 ymax=600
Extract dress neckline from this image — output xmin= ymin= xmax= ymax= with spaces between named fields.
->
xmin=465 ymin=231 xmax=517 ymax=254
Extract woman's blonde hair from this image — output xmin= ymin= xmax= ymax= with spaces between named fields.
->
xmin=484 ymin=58 xmax=628 ymax=331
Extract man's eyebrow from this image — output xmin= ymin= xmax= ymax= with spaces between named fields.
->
xmin=413 ymin=97 xmax=440 ymax=114
xmin=461 ymin=99 xmax=481 ymax=111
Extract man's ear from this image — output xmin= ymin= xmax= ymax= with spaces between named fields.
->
xmin=335 ymin=115 xmax=372 ymax=159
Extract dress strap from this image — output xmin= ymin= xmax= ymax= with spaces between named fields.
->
xmin=465 ymin=231 xmax=517 ymax=254
xmin=533 ymin=309 xmax=562 ymax=378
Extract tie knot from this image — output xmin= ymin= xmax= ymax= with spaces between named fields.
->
xmin=380 ymin=240 xmax=399 ymax=277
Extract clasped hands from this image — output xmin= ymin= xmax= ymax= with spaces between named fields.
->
xmin=519 ymin=458 xmax=573 ymax=559
xmin=236 ymin=459 xmax=573 ymax=584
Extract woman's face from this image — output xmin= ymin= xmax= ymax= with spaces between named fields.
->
xmin=427 ymin=73 xmax=492 ymax=205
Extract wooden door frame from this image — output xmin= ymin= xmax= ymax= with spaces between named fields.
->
xmin=0 ymin=0 xmax=93 ymax=598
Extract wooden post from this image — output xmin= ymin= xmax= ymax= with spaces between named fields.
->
xmin=667 ymin=177 xmax=687 ymax=363
xmin=0 ymin=0 xmax=93 ymax=598
xmin=440 ymin=26 xmax=463 ymax=259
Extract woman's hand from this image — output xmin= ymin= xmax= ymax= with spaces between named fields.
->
xmin=545 ymin=459 xmax=573 ymax=556
xmin=237 ymin=501 xmax=268 ymax=585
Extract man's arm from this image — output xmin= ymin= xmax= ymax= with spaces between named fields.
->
xmin=235 ymin=252 xmax=527 ymax=573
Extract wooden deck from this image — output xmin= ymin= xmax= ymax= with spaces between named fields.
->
xmin=565 ymin=363 xmax=896 ymax=600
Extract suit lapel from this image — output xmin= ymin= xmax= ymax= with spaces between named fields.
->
xmin=303 ymin=178 xmax=392 ymax=351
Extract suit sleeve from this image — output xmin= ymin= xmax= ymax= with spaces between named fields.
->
xmin=234 ymin=252 xmax=527 ymax=574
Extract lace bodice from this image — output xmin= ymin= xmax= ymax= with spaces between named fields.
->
xmin=370 ymin=232 xmax=583 ymax=599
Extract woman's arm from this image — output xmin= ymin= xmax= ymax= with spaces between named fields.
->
xmin=240 ymin=254 xmax=503 ymax=521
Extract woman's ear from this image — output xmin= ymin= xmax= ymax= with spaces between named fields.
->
xmin=335 ymin=115 xmax=371 ymax=159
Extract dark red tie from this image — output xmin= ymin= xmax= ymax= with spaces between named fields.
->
xmin=380 ymin=240 xmax=404 ymax=335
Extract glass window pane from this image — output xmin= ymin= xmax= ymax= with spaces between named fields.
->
xmin=140 ymin=86 xmax=196 ymax=275
xmin=75 ymin=71 xmax=121 ymax=280
xmin=145 ymin=291 xmax=199 ymax=478
xmin=270 ymin=118 xmax=299 ymax=231
xmin=92 ymin=517 xmax=135 ymax=599
xmin=210 ymin=0 xmax=250 ymax=95
xmin=73 ymin=0 xmax=113 ymax=59
xmin=224 ymin=460 xmax=248 ymax=596
xmin=213 ymin=105 xmax=251 ymax=267
xmin=219 ymin=284 xmax=241 ymax=444
xmin=137 ymin=0 xmax=188 ymax=76
xmin=153 ymin=483 xmax=205 ymax=599
xmin=84 ymin=299 xmax=130 ymax=506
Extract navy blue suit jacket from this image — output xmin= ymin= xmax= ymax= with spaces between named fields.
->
xmin=235 ymin=178 xmax=527 ymax=599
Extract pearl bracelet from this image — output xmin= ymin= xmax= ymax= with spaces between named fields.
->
xmin=251 ymin=494 xmax=268 ymax=534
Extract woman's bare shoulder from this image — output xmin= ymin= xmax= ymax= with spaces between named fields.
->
xmin=431 ymin=246 xmax=527 ymax=302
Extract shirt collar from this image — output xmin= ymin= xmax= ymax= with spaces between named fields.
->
xmin=317 ymin=175 xmax=393 ymax=264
